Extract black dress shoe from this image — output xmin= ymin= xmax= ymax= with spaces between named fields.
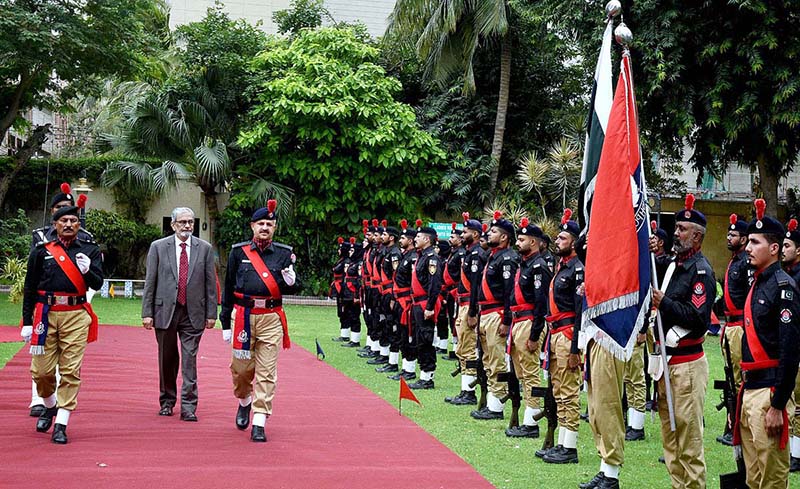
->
xmin=579 ymin=472 xmax=606 ymax=489
xmin=790 ymin=456 xmax=800 ymax=472
xmin=356 ymin=345 xmax=371 ymax=353
xmin=341 ymin=341 xmax=360 ymax=348
xmin=376 ymin=363 xmax=398 ymax=373
xmin=236 ymin=404 xmax=251 ymax=430
xmin=444 ymin=391 xmax=463 ymax=403
xmin=625 ymin=426 xmax=645 ymax=441
xmin=388 ymin=371 xmax=416 ymax=381
xmin=450 ymin=391 xmax=477 ymax=405
xmin=535 ymin=445 xmax=560 ymax=458
xmin=331 ymin=336 xmax=349 ymax=342
xmin=51 ymin=423 xmax=67 ymax=444
xmin=580 ymin=412 xmax=589 ymax=422
xmin=470 ymin=406 xmax=503 ymax=420
xmin=505 ymin=424 xmax=539 ymax=438
xmin=716 ymin=431 xmax=733 ymax=446
xmin=358 ymin=350 xmax=380 ymax=358
xmin=159 ymin=406 xmax=173 ymax=416
xmin=36 ymin=406 xmax=58 ymax=432
xmin=543 ymin=446 xmax=578 ymax=464
xmin=645 ymin=399 xmax=655 ymax=411
xmin=366 ymin=355 xmax=389 ymax=365
xmin=29 ymin=404 xmax=46 ymax=417
xmin=408 ymin=379 xmax=434 ymax=390
xmin=596 ymin=477 xmax=619 ymax=489
xmin=180 ymin=412 xmax=198 ymax=422
xmin=251 ymin=425 xmax=267 ymax=442
xmin=658 ymin=456 xmax=665 ymax=464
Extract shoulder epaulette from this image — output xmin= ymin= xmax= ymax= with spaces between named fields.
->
xmin=35 ymin=240 xmax=47 ymax=249
xmin=272 ymin=242 xmax=293 ymax=251
xmin=232 ymin=241 xmax=250 ymax=249
xmin=776 ymin=270 xmax=790 ymax=287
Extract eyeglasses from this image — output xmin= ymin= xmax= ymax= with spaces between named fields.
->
xmin=174 ymin=220 xmax=194 ymax=227
xmin=54 ymin=204 xmax=71 ymax=209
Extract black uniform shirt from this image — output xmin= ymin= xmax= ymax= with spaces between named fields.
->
xmin=444 ymin=245 xmax=465 ymax=289
xmin=394 ymin=248 xmax=416 ymax=290
xmin=23 ymin=238 xmax=104 ymax=325
xmin=31 ymin=226 xmax=94 ymax=250
xmin=655 ymin=250 xmax=716 ymax=341
xmin=742 ymin=261 xmax=800 ymax=410
xmin=221 ymin=240 xmax=297 ymax=330
xmin=512 ymin=251 xmax=553 ymax=341
xmin=342 ymin=258 xmax=361 ymax=301
xmin=724 ymin=249 xmax=753 ymax=313
xmin=331 ymin=257 xmax=346 ymax=298
xmin=476 ymin=246 xmax=519 ymax=326
xmin=413 ymin=246 xmax=443 ymax=311
xmin=382 ymin=244 xmax=402 ymax=293
xmin=460 ymin=242 xmax=484 ymax=306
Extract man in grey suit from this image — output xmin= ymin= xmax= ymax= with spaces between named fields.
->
xmin=142 ymin=207 xmax=218 ymax=421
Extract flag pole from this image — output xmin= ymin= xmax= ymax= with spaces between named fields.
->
xmin=650 ymin=251 xmax=677 ymax=431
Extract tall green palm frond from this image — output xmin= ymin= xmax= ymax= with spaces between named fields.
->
xmin=194 ymin=138 xmax=231 ymax=187
xmin=546 ymin=138 xmax=581 ymax=208
xmin=151 ymin=159 xmax=190 ymax=193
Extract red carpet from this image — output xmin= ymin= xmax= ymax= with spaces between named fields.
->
xmin=0 ymin=325 xmax=492 ymax=489
xmin=0 ymin=325 xmax=23 ymax=342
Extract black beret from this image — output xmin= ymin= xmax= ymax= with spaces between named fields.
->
xmin=728 ymin=214 xmax=748 ymax=235
xmin=437 ymin=239 xmax=451 ymax=257
xmin=251 ymin=199 xmax=279 ymax=222
xmin=53 ymin=205 xmax=80 ymax=221
xmin=747 ymin=199 xmax=783 ymax=236
xmin=786 ymin=219 xmax=800 ymax=245
xmin=675 ymin=194 xmax=706 ymax=227
xmin=461 ymin=212 xmax=483 ymax=232
xmin=385 ymin=226 xmax=400 ymax=238
xmin=517 ymin=217 xmax=544 ymax=239
xmin=559 ymin=209 xmax=580 ymax=238
xmin=490 ymin=211 xmax=516 ymax=241
xmin=50 ymin=182 xmax=74 ymax=208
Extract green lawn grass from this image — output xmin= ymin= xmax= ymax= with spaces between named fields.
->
xmin=0 ymin=297 xmax=745 ymax=487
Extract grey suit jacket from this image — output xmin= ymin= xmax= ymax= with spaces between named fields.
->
xmin=142 ymin=235 xmax=218 ymax=330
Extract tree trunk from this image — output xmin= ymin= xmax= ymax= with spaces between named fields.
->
xmin=756 ymin=153 xmax=779 ymax=217
xmin=0 ymin=71 xmax=34 ymax=143
xmin=486 ymin=34 xmax=512 ymax=205
xmin=0 ymin=124 xmax=51 ymax=211
xmin=203 ymin=188 xmax=220 ymax=250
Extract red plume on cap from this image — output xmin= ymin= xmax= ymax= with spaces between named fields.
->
xmin=520 ymin=217 xmax=529 ymax=228
xmin=561 ymin=208 xmax=573 ymax=225
xmin=337 ymin=237 xmax=344 ymax=244
xmin=462 ymin=212 xmax=470 ymax=221
xmin=349 ymin=237 xmax=356 ymax=244
xmin=451 ymin=222 xmax=457 ymax=231
xmin=381 ymin=219 xmax=387 ymax=227
xmin=482 ymin=223 xmax=488 ymax=232
xmin=363 ymin=227 xmax=368 ymax=235
xmin=415 ymin=219 xmax=423 ymax=228
xmin=493 ymin=210 xmax=502 ymax=221
xmin=362 ymin=219 xmax=368 ymax=227
xmin=400 ymin=219 xmax=408 ymax=230
xmin=650 ymin=220 xmax=657 ymax=232
xmin=60 ymin=182 xmax=71 ymax=194
xmin=76 ymin=194 xmax=87 ymax=208
xmin=754 ymin=198 xmax=766 ymax=221
xmin=372 ymin=219 xmax=378 ymax=227
xmin=684 ymin=193 xmax=695 ymax=211
xmin=729 ymin=214 xmax=737 ymax=225
xmin=267 ymin=199 xmax=277 ymax=213
xmin=789 ymin=219 xmax=798 ymax=232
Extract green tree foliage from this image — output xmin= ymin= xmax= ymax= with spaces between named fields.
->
xmin=0 ymin=209 xmax=31 ymax=260
xmin=273 ymin=0 xmax=327 ymax=35
xmin=85 ymin=209 xmax=161 ymax=278
xmin=238 ymin=27 xmax=446 ymax=231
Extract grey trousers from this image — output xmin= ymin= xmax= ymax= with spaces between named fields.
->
xmin=155 ymin=304 xmax=203 ymax=414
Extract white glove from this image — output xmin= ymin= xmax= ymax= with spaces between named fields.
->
xmin=75 ymin=253 xmax=90 ymax=274
xmin=281 ymin=265 xmax=296 ymax=286
xmin=21 ymin=326 xmax=33 ymax=343
xmin=222 ymin=329 xmax=232 ymax=344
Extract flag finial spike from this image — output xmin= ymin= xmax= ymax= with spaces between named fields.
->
xmin=605 ymin=0 xmax=621 ymax=18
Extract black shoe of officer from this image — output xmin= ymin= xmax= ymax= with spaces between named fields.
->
xmin=505 ymin=424 xmax=539 ymax=438
xmin=580 ymin=411 xmax=589 ymax=422
xmin=450 ymin=390 xmax=477 ymax=405
xmin=36 ymin=406 xmax=58 ymax=433
xmin=341 ymin=341 xmax=360 ymax=348
xmin=51 ymin=423 xmax=68 ymax=444
xmin=579 ymin=472 xmax=605 ymax=489
xmin=535 ymin=444 xmax=560 ymax=459
xmin=251 ymin=425 xmax=267 ymax=442
xmin=388 ymin=371 xmax=416 ymax=381
xmin=596 ymin=477 xmax=619 ymax=489
xmin=332 ymin=336 xmax=349 ymax=342
xmin=658 ymin=456 xmax=665 ymax=464
xmin=236 ymin=403 xmax=251 ymax=430
xmin=716 ymin=431 xmax=733 ymax=446
xmin=790 ymin=456 xmax=800 ymax=472
xmin=30 ymin=404 xmax=46 ymax=417
xmin=408 ymin=379 xmax=434 ymax=390
xmin=366 ymin=355 xmax=389 ymax=365
xmin=543 ymin=446 xmax=578 ymax=464
xmin=376 ymin=363 xmax=398 ymax=373
xmin=358 ymin=350 xmax=379 ymax=358
xmin=625 ymin=426 xmax=645 ymax=441
xmin=645 ymin=399 xmax=655 ymax=411
xmin=470 ymin=406 xmax=503 ymax=420
xmin=444 ymin=391 xmax=463 ymax=403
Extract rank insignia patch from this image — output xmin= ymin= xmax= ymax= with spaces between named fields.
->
xmin=429 ymin=261 xmax=437 ymax=275
xmin=781 ymin=308 xmax=792 ymax=323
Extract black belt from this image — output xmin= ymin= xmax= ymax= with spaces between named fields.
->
xmin=726 ymin=314 xmax=744 ymax=323
xmin=38 ymin=295 xmax=87 ymax=306
xmin=743 ymin=367 xmax=780 ymax=386
xmin=234 ymin=297 xmax=282 ymax=309
xmin=665 ymin=344 xmax=703 ymax=357
xmin=512 ymin=310 xmax=534 ymax=320
xmin=551 ymin=317 xmax=575 ymax=328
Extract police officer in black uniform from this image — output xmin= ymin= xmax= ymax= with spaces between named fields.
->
xmin=340 ymin=238 xmax=363 ymax=348
xmin=782 ymin=218 xmax=800 ymax=470
xmin=407 ymin=223 xmax=443 ymax=389
xmin=439 ymin=223 xmax=465 ymax=358
xmin=732 ymin=199 xmax=800 ymax=487
xmin=361 ymin=220 xmax=386 ymax=358
xmin=540 ymin=234 xmax=556 ymax=274
xmin=386 ymin=220 xmax=418 ymax=379
xmin=331 ymin=237 xmax=349 ymax=342
xmin=434 ymin=237 xmax=452 ymax=355
xmin=370 ymin=225 xmax=402 ymax=367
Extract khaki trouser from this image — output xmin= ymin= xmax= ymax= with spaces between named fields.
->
xmin=587 ymin=340 xmax=625 ymax=465
xmin=229 ymin=310 xmax=284 ymax=415
xmin=740 ymin=387 xmax=793 ymax=489
xmin=549 ymin=330 xmax=582 ymax=432
xmin=455 ymin=303 xmax=477 ymax=376
xmin=657 ymin=356 xmax=708 ymax=489
xmin=793 ymin=371 xmax=800 ymax=436
xmin=508 ymin=319 xmax=541 ymax=409
xmin=30 ymin=309 xmax=91 ymax=411
xmin=478 ymin=311 xmax=507 ymax=398
xmin=623 ymin=341 xmax=646 ymax=412
xmin=722 ymin=325 xmax=743 ymax=390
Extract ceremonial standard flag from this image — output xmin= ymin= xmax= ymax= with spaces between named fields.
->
xmin=108 ymin=283 xmax=116 ymax=299
xmin=398 ymin=376 xmax=421 ymax=414
xmin=578 ymin=19 xmax=614 ymax=230
xmin=581 ymin=49 xmax=651 ymax=361
xmin=315 ymin=338 xmax=325 ymax=360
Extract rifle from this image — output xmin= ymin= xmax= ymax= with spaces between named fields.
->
xmin=466 ymin=331 xmax=488 ymax=410
xmin=531 ymin=377 xmax=557 ymax=452
xmin=718 ymin=336 xmax=747 ymax=489
xmin=497 ymin=363 xmax=521 ymax=430
xmin=451 ymin=362 xmax=461 ymax=378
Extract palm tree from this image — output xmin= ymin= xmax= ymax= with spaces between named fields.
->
xmin=516 ymin=138 xmax=581 ymax=216
xmin=387 ymin=0 xmax=511 ymax=204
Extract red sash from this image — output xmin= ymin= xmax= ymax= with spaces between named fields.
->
xmin=546 ymin=262 xmax=575 ymax=340
xmin=241 ymin=246 xmax=290 ymax=349
xmin=723 ymin=257 xmax=744 ymax=326
xmin=411 ymin=258 xmax=442 ymax=318
xmin=43 ymin=242 xmax=98 ymax=343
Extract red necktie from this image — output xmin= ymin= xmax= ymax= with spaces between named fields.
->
xmin=177 ymin=242 xmax=188 ymax=305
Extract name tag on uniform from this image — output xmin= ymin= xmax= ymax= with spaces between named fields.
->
xmin=44 ymin=255 xmax=54 ymax=260
xmin=242 ymin=260 xmax=251 ymax=263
